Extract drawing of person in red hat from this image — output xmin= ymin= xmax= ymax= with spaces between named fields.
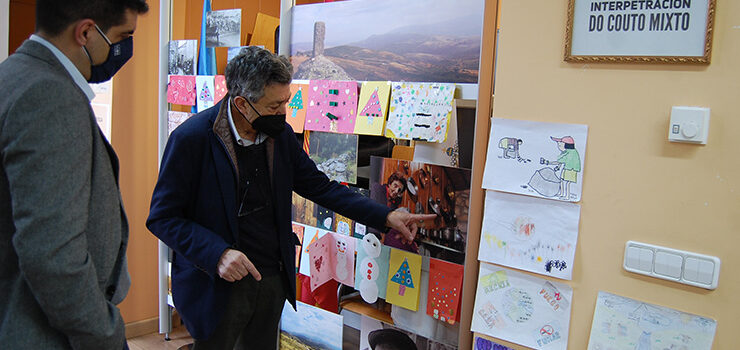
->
xmin=541 ymin=136 xmax=580 ymax=200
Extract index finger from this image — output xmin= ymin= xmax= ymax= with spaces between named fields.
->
xmin=413 ymin=214 xmax=438 ymax=220
xmin=239 ymin=256 xmax=263 ymax=281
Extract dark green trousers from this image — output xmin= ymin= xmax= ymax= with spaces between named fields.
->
xmin=193 ymin=274 xmax=287 ymax=350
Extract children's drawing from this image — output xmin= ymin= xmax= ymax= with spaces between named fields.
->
xmin=587 ymin=291 xmax=717 ymax=350
xmin=333 ymin=213 xmax=353 ymax=236
xmin=292 ymin=222 xmax=305 ymax=269
xmin=426 ymin=258 xmax=464 ymax=324
xmin=474 ymin=336 xmax=515 ymax=350
xmin=167 ymin=75 xmax=196 ymax=106
xmin=385 ymin=82 xmax=455 ymax=142
xmin=385 ymin=249 xmax=422 ymax=311
xmin=167 ymin=111 xmax=192 ymax=136
xmin=298 ymin=226 xmax=327 ymax=276
xmin=482 ymin=118 xmax=588 ymax=202
xmin=305 ymin=80 xmax=358 ymax=133
xmin=355 ymin=233 xmax=391 ymax=303
xmin=413 ymin=100 xmax=459 ymax=168
xmin=308 ymin=131 xmax=358 ymax=184
xmin=213 ymin=75 xmax=227 ymax=103
xmin=196 ymin=75 xmax=215 ymax=112
xmin=309 ymin=232 xmax=356 ymax=290
xmin=280 ymin=301 xmax=343 ymax=350
xmin=479 ymin=191 xmax=581 ymax=280
xmin=288 ymin=83 xmax=308 ymax=133
xmin=315 ymin=205 xmax=335 ymax=231
xmin=355 ymin=81 xmax=391 ymax=135
xmin=472 ymin=264 xmax=572 ymax=350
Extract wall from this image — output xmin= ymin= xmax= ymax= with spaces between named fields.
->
xmin=8 ymin=0 xmax=35 ymax=55
xmin=1 ymin=0 xmax=9 ymax=61
xmin=478 ymin=0 xmax=740 ymax=348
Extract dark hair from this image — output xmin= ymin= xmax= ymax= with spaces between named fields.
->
xmin=368 ymin=329 xmax=416 ymax=350
xmin=564 ymin=143 xmax=575 ymax=149
xmin=225 ymin=46 xmax=293 ymax=102
xmin=36 ymin=0 xmax=149 ymax=36
xmin=387 ymin=172 xmax=406 ymax=190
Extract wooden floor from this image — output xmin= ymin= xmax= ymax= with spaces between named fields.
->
xmin=127 ymin=326 xmax=194 ymax=350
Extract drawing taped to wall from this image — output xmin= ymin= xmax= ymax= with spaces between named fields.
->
xmin=479 ymin=191 xmax=581 ymax=280
xmin=471 ymin=264 xmax=573 ymax=350
xmin=587 ymin=291 xmax=717 ymax=350
xmin=482 ymin=118 xmax=588 ymax=202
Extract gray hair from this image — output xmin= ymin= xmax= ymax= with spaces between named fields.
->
xmin=224 ymin=46 xmax=293 ymax=102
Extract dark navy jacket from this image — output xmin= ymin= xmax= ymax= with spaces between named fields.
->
xmin=146 ymin=101 xmax=390 ymax=340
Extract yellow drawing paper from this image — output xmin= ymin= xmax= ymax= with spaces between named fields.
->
xmin=385 ymin=248 xmax=422 ymax=311
xmin=354 ymin=81 xmax=391 ymax=135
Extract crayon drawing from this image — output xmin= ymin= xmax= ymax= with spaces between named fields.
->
xmin=479 ymin=191 xmax=581 ymax=280
xmin=587 ymin=291 xmax=717 ymax=350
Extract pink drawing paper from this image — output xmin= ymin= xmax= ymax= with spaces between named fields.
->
xmin=214 ymin=75 xmax=227 ymax=103
xmin=309 ymin=232 xmax=357 ymax=291
xmin=167 ymin=75 xmax=196 ymax=106
xmin=305 ymin=80 xmax=358 ymax=133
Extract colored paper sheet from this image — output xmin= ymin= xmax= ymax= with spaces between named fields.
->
xmin=479 ymin=191 xmax=581 ymax=280
xmin=250 ymin=12 xmax=280 ymax=52
xmin=280 ymin=300 xmax=343 ymax=350
xmin=482 ymin=118 xmax=588 ymax=202
xmin=474 ymin=336 xmax=515 ymax=350
xmin=471 ymin=264 xmax=573 ymax=350
xmin=333 ymin=213 xmax=353 ymax=236
xmin=385 ymin=82 xmax=455 ymax=142
xmin=292 ymin=222 xmax=305 ymax=269
xmin=288 ymin=83 xmax=308 ymax=132
xmin=308 ymin=131 xmax=359 ymax=184
xmin=315 ymin=205 xmax=335 ymax=231
xmin=412 ymin=100 xmax=459 ymax=167
xmin=167 ymin=75 xmax=196 ymax=106
xmin=385 ymin=249 xmax=423 ymax=311
xmin=309 ymin=232 xmax=357 ymax=290
xmin=299 ymin=226 xmax=328 ymax=276
xmin=214 ymin=75 xmax=227 ymax=103
xmin=196 ymin=75 xmax=216 ymax=112
xmin=167 ymin=111 xmax=192 ymax=136
xmin=354 ymin=234 xmax=391 ymax=303
xmin=587 ymin=291 xmax=717 ymax=350
xmin=354 ymin=81 xmax=391 ymax=135
xmin=305 ymin=80 xmax=358 ymax=133
xmin=426 ymin=259 xmax=464 ymax=324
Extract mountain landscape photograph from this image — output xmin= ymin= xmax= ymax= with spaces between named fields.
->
xmin=290 ymin=0 xmax=484 ymax=83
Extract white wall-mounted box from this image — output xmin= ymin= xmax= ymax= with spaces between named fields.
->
xmin=624 ymin=241 xmax=720 ymax=290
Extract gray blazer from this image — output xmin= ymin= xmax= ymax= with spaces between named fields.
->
xmin=0 ymin=40 xmax=130 ymax=349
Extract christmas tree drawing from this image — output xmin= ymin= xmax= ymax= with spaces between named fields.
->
xmin=360 ymin=88 xmax=383 ymax=125
xmin=391 ymin=258 xmax=415 ymax=296
xmin=288 ymin=88 xmax=304 ymax=118
xmin=199 ymin=81 xmax=213 ymax=103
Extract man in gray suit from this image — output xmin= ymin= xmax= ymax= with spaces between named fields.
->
xmin=0 ymin=1 xmax=148 ymax=349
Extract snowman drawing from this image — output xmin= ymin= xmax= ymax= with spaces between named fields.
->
xmin=359 ymin=234 xmax=382 ymax=303
xmin=335 ymin=237 xmax=349 ymax=281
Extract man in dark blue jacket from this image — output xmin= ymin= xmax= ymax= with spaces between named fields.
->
xmin=147 ymin=47 xmax=433 ymax=350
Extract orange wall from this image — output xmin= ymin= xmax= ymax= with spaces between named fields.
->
xmin=476 ymin=0 xmax=740 ymax=348
xmin=8 ymin=0 xmax=35 ymax=54
xmin=113 ymin=2 xmax=161 ymax=323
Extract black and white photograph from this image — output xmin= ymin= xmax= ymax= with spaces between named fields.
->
xmin=206 ymin=9 xmax=242 ymax=48
xmin=167 ymin=40 xmax=197 ymax=75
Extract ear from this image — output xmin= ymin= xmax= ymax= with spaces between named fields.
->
xmin=73 ymin=19 xmax=97 ymax=46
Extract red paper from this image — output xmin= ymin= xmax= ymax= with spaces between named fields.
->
xmin=167 ymin=75 xmax=196 ymax=106
xmin=214 ymin=75 xmax=227 ymax=103
xmin=426 ymin=258 xmax=464 ymax=324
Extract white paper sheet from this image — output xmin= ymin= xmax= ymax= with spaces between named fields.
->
xmin=413 ymin=100 xmax=459 ymax=168
xmin=471 ymin=264 xmax=573 ymax=350
xmin=588 ymin=291 xmax=717 ymax=350
xmin=298 ymin=225 xmax=330 ymax=277
xmin=482 ymin=118 xmax=588 ymax=202
xmin=195 ymin=75 xmax=216 ymax=113
xmin=479 ymin=191 xmax=580 ymax=280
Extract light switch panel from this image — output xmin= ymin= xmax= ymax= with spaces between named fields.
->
xmin=668 ymin=106 xmax=710 ymax=144
xmin=624 ymin=241 xmax=720 ymax=290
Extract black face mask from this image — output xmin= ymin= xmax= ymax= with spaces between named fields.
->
xmin=234 ymin=97 xmax=286 ymax=138
xmin=83 ymin=24 xmax=134 ymax=83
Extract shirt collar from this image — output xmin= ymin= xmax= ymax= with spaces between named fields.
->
xmin=227 ymin=97 xmax=265 ymax=147
xmin=29 ymin=34 xmax=95 ymax=101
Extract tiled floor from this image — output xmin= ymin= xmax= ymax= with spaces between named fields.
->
xmin=127 ymin=326 xmax=194 ymax=350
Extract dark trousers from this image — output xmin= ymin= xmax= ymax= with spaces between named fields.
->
xmin=193 ymin=274 xmax=287 ymax=350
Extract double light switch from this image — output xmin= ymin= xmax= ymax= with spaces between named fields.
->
xmin=623 ymin=241 xmax=720 ymax=290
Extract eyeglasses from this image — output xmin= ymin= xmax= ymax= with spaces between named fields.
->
xmin=237 ymin=179 xmax=269 ymax=217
